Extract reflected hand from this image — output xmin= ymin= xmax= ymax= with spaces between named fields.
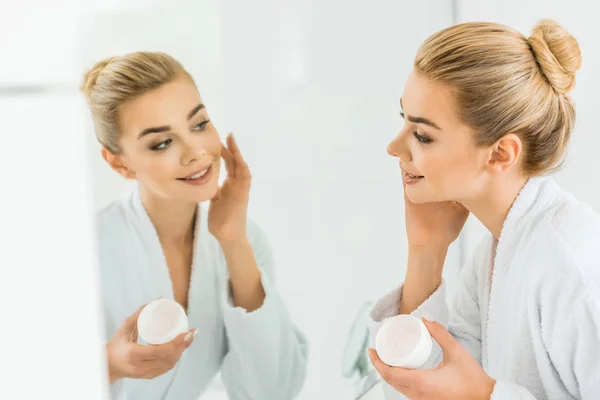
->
xmin=369 ymin=319 xmax=495 ymax=400
xmin=208 ymin=133 xmax=251 ymax=244
xmin=106 ymin=304 xmax=197 ymax=383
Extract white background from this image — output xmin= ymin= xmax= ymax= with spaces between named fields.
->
xmin=1 ymin=1 xmax=598 ymax=399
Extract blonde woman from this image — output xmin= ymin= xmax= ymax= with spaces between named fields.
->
xmin=81 ymin=52 xmax=308 ymax=400
xmin=368 ymin=20 xmax=600 ymax=399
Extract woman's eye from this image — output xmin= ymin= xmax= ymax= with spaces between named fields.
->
xmin=413 ymin=131 xmax=432 ymax=144
xmin=193 ymin=120 xmax=210 ymax=131
xmin=151 ymin=138 xmax=172 ymax=151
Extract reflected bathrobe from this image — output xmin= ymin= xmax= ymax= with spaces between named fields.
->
xmin=370 ymin=176 xmax=600 ymax=399
xmin=96 ymin=185 xmax=308 ymax=400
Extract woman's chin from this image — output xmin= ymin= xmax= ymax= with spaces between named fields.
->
xmin=200 ymin=181 xmax=220 ymax=202
xmin=405 ymin=185 xmax=440 ymax=204
xmin=405 ymin=185 xmax=426 ymax=203
xmin=178 ymin=180 xmax=220 ymax=203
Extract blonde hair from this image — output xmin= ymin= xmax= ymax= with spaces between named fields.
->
xmin=80 ymin=52 xmax=193 ymax=154
xmin=414 ymin=19 xmax=582 ymax=175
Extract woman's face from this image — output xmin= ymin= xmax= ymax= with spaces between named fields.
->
xmin=113 ymin=76 xmax=221 ymax=203
xmin=387 ymin=70 xmax=491 ymax=204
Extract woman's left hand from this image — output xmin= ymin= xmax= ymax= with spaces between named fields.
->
xmin=369 ymin=319 xmax=496 ymax=400
xmin=208 ymin=133 xmax=251 ymax=244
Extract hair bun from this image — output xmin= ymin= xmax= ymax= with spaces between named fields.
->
xmin=80 ymin=56 xmax=119 ymax=100
xmin=528 ymin=19 xmax=582 ymax=94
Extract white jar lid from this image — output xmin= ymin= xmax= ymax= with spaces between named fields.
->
xmin=375 ymin=314 xmax=432 ymax=369
xmin=137 ymin=299 xmax=189 ymax=345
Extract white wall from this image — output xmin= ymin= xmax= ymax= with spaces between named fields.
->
xmin=0 ymin=2 xmax=109 ymax=399
xmin=82 ymin=1 xmax=461 ymax=399
xmin=456 ymin=0 xmax=600 ymax=255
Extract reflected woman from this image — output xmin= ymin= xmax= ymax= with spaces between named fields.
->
xmin=368 ymin=19 xmax=600 ymax=399
xmin=81 ymin=52 xmax=308 ymax=400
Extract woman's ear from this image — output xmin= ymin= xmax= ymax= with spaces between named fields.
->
xmin=485 ymin=133 xmax=522 ymax=174
xmin=101 ymin=147 xmax=136 ymax=179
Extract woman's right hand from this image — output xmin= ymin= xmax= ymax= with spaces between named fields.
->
xmin=404 ymin=187 xmax=470 ymax=249
xmin=106 ymin=304 xmax=197 ymax=383
xmin=399 ymin=186 xmax=470 ymax=314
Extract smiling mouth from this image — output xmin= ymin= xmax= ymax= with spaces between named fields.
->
xmin=400 ymin=167 xmax=424 ymax=179
xmin=403 ymin=171 xmax=424 ymax=179
xmin=177 ymin=164 xmax=212 ymax=180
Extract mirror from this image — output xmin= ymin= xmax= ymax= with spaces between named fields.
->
xmin=341 ymin=301 xmax=382 ymax=400
xmin=81 ymin=1 xmax=460 ymax=398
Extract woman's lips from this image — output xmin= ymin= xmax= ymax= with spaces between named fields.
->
xmin=177 ymin=164 xmax=213 ymax=186
xmin=401 ymin=168 xmax=424 ymax=185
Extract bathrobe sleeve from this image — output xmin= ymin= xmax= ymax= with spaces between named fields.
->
xmin=370 ymin=240 xmax=488 ymax=366
xmin=533 ymin=296 xmax=600 ymax=400
xmin=487 ymin=296 xmax=600 ymax=400
xmin=219 ymin=220 xmax=309 ymax=400
xmin=369 ymin=240 xmax=488 ymax=399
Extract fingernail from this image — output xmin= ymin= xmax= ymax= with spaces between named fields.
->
xmin=193 ymin=329 xmax=198 ymax=339
xmin=421 ymin=313 xmax=436 ymax=323
xmin=184 ymin=330 xmax=194 ymax=342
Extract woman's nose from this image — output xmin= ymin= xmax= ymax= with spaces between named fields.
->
xmin=387 ymin=132 xmax=411 ymax=161
xmin=181 ymin=141 xmax=207 ymax=166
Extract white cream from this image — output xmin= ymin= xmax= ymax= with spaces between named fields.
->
xmin=375 ymin=314 xmax=432 ymax=369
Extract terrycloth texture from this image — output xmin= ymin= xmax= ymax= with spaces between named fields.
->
xmin=96 ymin=185 xmax=308 ymax=400
xmin=370 ymin=176 xmax=600 ymax=399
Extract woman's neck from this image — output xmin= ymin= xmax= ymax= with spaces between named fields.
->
xmin=461 ymin=173 xmax=529 ymax=239
xmin=139 ymin=186 xmax=197 ymax=247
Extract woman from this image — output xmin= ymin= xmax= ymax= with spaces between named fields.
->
xmin=368 ymin=19 xmax=600 ymax=399
xmin=81 ymin=52 xmax=308 ymax=400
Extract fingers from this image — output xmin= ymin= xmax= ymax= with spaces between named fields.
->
xmin=224 ymin=133 xmax=251 ymax=180
xmin=120 ymin=298 xmax=163 ymax=339
xmin=125 ymin=304 xmax=146 ymax=325
xmin=122 ymin=329 xmax=197 ymax=379
xmin=133 ymin=329 xmax=197 ymax=361
xmin=422 ymin=318 xmax=458 ymax=356
xmin=211 ymin=186 xmax=221 ymax=202
xmin=129 ymin=356 xmax=179 ymax=380
xmin=118 ymin=304 xmax=146 ymax=340
xmin=368 ymin=348 xmax=421 ymax=388
xmin=221 ymin=144 xmax=235 ymax=177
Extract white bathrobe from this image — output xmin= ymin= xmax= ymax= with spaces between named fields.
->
xmin=96 ymin=185 xmax=308 ymax=400
xmin=370 ymin=176 xmax=600 ymax=399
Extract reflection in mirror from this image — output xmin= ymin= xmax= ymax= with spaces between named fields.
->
xmin=81 ymin=1 xmax=458 ymax=399
xmin=341 ymin=301 xmax=382 ymax=400
xmin=82 ymin=50 xmax=309 ymax=400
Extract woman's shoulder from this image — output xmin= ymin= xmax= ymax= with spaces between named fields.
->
xmin=532 ymin=182 xmax=600 ymax=288
xmin=541 ymin=181 xmax=600 ymax=251
xmin=93 ymin=194 xmax=144 ymax=260
xmin=94 ymin=196 xmax=132 ymax=235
